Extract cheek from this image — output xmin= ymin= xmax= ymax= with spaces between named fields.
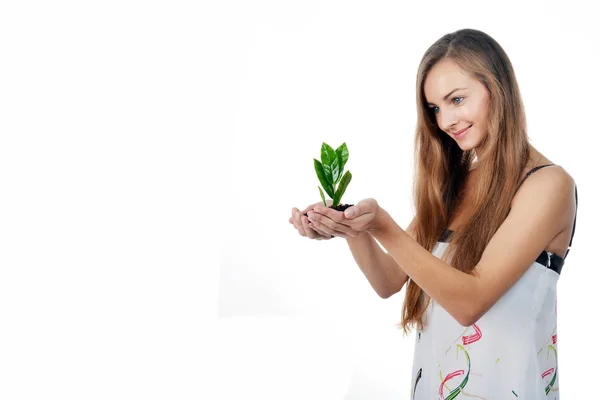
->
xmin=466 ymin=102 xmax=486 ymax=123
xmin=474 ymin=95 xmax=490 ymax=121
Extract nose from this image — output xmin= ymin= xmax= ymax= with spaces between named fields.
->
xmin=440 ymin=109 xmax=458 ymax=132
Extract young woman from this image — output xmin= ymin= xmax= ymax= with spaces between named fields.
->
xmin=289 ymin=29 xmax=578 ymax=399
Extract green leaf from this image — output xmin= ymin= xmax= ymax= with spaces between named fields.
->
xmin=320 ymin=143 xmax=339 ymax=185
xmin=333 ymin=170 xmax=352 ymax=207
xmin=318 ymin=186 xmax=327 ymax=206
xmin=314 ymin=159 xmax=335 ymax=198
xmin=334 ymin=153 xmax=344 ymax=185
xmin=335 ymin=143 xmax=349 ymax=174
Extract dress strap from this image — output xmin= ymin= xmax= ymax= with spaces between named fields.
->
xmin=515 ymin=164 xmax=556 ymax=192
xmin=564 ymin=184 xmax=578 ymax=259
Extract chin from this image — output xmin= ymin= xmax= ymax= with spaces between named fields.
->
xmin=456 ymin=132 xmax=481 ymax=151
xmin=456 ymin=142 xmax=478 ymax=153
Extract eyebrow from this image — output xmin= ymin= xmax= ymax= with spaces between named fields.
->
xmin=426 ymin=88 xmax=467 ymax=106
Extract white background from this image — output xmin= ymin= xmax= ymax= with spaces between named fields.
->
xmin=1 ymin=0 xmax=598 ymax=399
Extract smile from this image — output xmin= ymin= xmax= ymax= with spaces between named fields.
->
xmin=453 ymin=125 xmax=472 ymax=138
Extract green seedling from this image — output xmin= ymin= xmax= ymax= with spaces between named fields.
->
xmin=305 ymin=142 xmax=354 ymax=216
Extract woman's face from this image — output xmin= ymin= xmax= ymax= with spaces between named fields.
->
xmin=424 ymin=58 xmax=490 ymax=152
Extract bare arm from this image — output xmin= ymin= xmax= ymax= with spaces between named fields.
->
xmin=346 ymin=217 xmax=415 ymax=298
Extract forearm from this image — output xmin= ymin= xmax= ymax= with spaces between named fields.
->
xmin=370 ymin=208 xmax=477 ymax=325
xmin=345 ymin=232 xmax=409 ymax=298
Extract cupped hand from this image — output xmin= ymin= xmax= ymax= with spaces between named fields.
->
xmin=304 ymin=198 xmax=381 ymax=238
xmin=289 ymin=200 xmax=336 ymax=240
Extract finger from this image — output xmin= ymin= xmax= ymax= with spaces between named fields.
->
xmin=343 ymin=198 xmax=378 ymax=220
xmin=308 ymin=221 xmax=333 ymax=239
xmin=292 ymin=211 xmax=306 ymax=236
xmin=302 ymin=216 xmax=322 ymax=239
xmin=343 ymin=205 xmax=359 ymax=219
xmin=312 ymin=205 xmax=345 ymax=223
xmin=291 ymin=215 xmax=308 ymax=236
xmin=293 ymin=210 xmax=304 ymax=231
xmin=307 ymin=214 xmax=350 ymax=239
xmin=304 ymin=217 xmax=330 ymax=240
xmin=296 ymin=222 xmax=307 ymax=237
xmin=300 ymin=200 xmax=331 ymax=217
xmin=293 ymin=207 xmax=309 ymax=222
xmin=300 ymin=206 xmax=317 ymax=217
xmin=299 ymin=204 xmax=313 ymax=213
xmin=307 ymin=211 xmax=357 ymax=238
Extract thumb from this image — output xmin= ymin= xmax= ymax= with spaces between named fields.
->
xmin=344 ymin=206 xmax=358 ymax=219
xmin=345 ymin=198 xmax=378 ymax=219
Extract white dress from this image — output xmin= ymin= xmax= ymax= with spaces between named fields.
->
xmin=409 ymin=165 xmax=577 ymax=400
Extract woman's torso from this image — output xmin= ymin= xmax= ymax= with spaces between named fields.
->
xmin=410 ymin=240 xmax=561 ymax=399
xmin=409 ymin=151 xmax=577 ymax=399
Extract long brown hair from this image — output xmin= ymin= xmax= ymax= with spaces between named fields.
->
xmin=398 ymin=29 xmax=531 ymax=335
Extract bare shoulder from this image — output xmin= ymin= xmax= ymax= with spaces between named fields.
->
xmin=511 ymin=163 xmax=576 ymax=235
xmin=514 ymin=164 xmax=575 ymax=200
xmin=468 ymin=164 xmax=576 ymax=323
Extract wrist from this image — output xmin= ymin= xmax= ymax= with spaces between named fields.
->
xmin=370 ymin=205 xmax=390 ymax=235
xmin=345 ymin=231 xmax=370 ymax=241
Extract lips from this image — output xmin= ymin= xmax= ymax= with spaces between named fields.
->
xmin=452 ymin=125 xmax=472 ymax=137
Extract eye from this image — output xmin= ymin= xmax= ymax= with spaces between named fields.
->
xmin=428 ymin=97 xmax=464 ymax=115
